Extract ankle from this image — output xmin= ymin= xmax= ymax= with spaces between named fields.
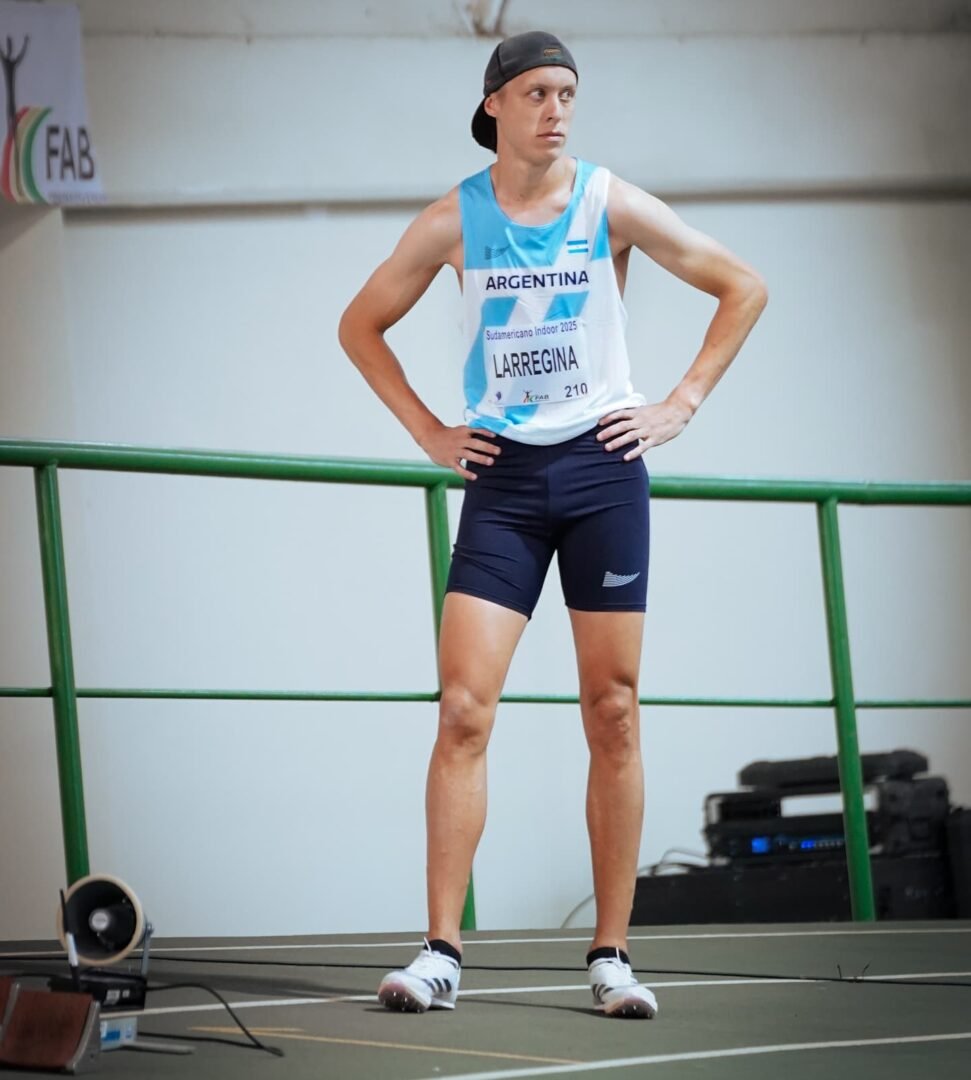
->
xmin=587 ymin=945 xmax=631 ymax=967
xmin=427 ymin=937 xmax=462 ymax=964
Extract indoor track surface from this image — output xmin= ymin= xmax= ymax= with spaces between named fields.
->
xmin=3 ymin=923 xmax=971 ymax=1078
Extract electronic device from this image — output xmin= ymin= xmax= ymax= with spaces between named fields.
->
xmin=629 ymin=750 xmax=969 ymax=925
xmin=703 ymin=751 xmax=949 ymax=863
xmin=47 ymin=874 xmax=189 ymax=1056
xmin=631 ymin=851 xmax=956 ymax=924
xmin=738 ymin=749 xmax=929 ymax=790
xmin=705 ymin=778 xmax=950 ymax=862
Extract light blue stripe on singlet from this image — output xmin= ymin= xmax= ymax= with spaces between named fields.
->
xmin=460 ymin=160 xmax=594 ymax=270
xmin=501 ymin=400 xmax=539 ymax=425
xmin=464 ymin=295 xmax=518 ymax=433
xmin=591 ymin=207 xmax=611 ymax=261
xmin=544 ymin=290 xmax=589 ymax=321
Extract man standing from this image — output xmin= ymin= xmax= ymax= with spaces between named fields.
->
xmin=339 ymin=30 xmax=767 ymax=1018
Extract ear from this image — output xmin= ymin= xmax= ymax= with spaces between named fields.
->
xmin=484 ymin=91 xmax=500 ymax=120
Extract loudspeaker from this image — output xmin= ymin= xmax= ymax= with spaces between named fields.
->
xmin=56 ymin=874 xmax=146 ymax=967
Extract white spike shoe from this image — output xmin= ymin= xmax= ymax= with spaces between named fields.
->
xmin=378 ymin=940 xmax=461 ymax=1012
xmin=588 ymin=951 xmax=659 ymax=1019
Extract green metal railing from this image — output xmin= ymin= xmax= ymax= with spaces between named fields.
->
xmin=1 ymin=437 xmax=969 ymax=927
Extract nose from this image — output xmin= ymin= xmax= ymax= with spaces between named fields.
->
xmin=546 ymin=96 xmax=564 ymax=124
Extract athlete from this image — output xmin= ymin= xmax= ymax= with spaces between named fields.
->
xmin=339 ymin=31 xmax=767 ymax=1018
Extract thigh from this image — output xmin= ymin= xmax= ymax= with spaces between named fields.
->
xmin=439 ymin=591 xmax=528 ymax=706
xmin=569 ymin=609 xmax=645 ymax=740
xmin=446 ymin=441 xmax=555 ymax=619
xmin=556 ymin=450 xmax=649 ymax=613
xmin=570 ymin=609 xmax=645 ymax=693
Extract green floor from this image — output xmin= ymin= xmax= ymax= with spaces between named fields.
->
xmin=3 ymin=923 xmax=971 ymax=1078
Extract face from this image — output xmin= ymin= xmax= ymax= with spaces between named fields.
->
xmin=485 ymin=66 xmax=577 ymax=161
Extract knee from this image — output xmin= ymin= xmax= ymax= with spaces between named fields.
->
xmin=437 ymin=684 xmax=493 ymax=756
xmin=584 ymin=683 xmax=639 ymax=760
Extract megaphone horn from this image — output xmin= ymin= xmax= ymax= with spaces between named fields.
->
xmin=56 ymin=875 xmax=146 ymax=968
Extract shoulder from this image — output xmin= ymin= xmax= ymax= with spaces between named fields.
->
xmin=393 ymin=187 xmax=462 ymax=269
xmin=606 ymin=173 xmax=669 ymax=227
xmin=410 ymin=187 xmax=462 ymax=246
xmin=605 ymin=172 xmax=691 ymax=253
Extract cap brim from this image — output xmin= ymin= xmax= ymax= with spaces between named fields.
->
xmin=471 ymin=99 xmax=497 ymax=152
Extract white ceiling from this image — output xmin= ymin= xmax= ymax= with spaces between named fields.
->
xmin=67 ymin=0 xmax=971 ymax=39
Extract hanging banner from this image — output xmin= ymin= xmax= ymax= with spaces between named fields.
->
xmin=0 ymin=0 xmax=103 ymax=205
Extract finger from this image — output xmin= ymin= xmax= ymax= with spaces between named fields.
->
xmin=599 ymin=410 xmax=632 ymax=426
xmin=467 ymin=437 xmax=501 ymax=456
xmin=605 ymin=430 xmax=642 ymax=451
xmin=623 ymin=440 xmax=650 ymax=461
xmin=465 ymin=427 xmax=497 ymax=439
xmin=596 ymin=422 xmax=630 ymax=442
xmin=453 ymin=461 xmax=477 ymax=481
xmin=464 ymin=452 xmax=496 ymax=466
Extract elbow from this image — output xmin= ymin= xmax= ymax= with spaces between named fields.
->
xmin=717 ymin=270 xmax=768 ymax=315
xmin=338 ymin=306 xmax=369 ymax=362
xmin=338 ymin=302 xmax=385 ymax=359
xmin=337 ymin=306 xmax=356 ymax=355
xmin=750 ymin=272 xmax=769 ymax=313
xmin=730 ymin=272 xmax=768 ymax=321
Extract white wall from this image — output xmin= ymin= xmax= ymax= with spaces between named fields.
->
xmin=1 ymin=1 xmax=969 ymax=939
xmin=74 ymin=31 xmax=971 ymax=203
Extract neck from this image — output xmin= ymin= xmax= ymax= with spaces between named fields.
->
xmin=490 ymin=152 xmax=575 ymax=209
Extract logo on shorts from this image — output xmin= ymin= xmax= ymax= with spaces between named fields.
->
xmin=603 ymin=571 xmax=640 ymax=588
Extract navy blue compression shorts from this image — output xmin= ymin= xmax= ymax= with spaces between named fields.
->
xmin=446 ymin=423 xmax=650 ymax=618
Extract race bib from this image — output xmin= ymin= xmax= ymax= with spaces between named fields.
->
xmin=484 ymin=317 xmax=590 ymax=407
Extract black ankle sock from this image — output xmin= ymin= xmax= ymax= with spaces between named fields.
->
xmin=586 ymin=946 xmax=631 ymax=968
xmin=428 ymin=938 xmax=462 ymax=965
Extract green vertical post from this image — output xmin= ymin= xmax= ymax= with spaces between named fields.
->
xmin=425 ymin=481 xmax=477 ymax=931
xmin=816 ymin=497 xmax=875 ymax=921
xmin=34 ymin=464 xmax=90 ymax=884
xmin=425 ymin=482 xmax=451 ymax=638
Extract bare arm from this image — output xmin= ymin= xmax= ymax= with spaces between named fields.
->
xmin=599 ymin=175 xmax=768 ymax=458
xmin=338 ymin=190 xmax=500 ymax=479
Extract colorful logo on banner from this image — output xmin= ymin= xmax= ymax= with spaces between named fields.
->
xmin=0 ymin=2 xmax=102 ymax=206
xmin=2 ymin=36 xmax=50 ymax=203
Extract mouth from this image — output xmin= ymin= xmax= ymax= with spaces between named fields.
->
xmin=539 ymin=132 xmax=564 ymax=141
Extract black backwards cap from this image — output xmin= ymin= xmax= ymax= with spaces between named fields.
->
xmin=471 ymin=31 xmax=578 ymax=152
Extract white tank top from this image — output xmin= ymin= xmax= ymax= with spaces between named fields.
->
xmin=458 ymin=158 xmax=645 ymax=445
